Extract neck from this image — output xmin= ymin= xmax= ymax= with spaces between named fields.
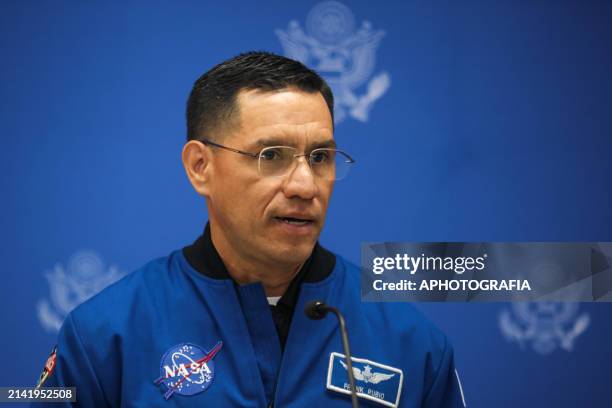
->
xmin=209 ymin=224 xmax=304 ymax=297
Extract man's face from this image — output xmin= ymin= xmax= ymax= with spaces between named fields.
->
xmin=206 ymin=87 xmax=335 ymax=266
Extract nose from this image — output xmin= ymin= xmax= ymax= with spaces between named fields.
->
xmin=281 ymin=156 xmax=317 ymax=200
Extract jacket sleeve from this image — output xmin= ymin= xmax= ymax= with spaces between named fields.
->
xmin=422 ymin=338 xmax=467 ymax=408
xmin=35 ymin=312 xmax=109 ymax=407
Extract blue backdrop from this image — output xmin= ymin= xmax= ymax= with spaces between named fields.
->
xmin=2 ymin=1 xmax=611 ymax=406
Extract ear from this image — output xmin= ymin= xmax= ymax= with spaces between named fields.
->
xmin=182 ymin=140 xmax=213 ymax=197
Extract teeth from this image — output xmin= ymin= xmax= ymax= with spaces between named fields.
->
xmin=279 ymin=217 xmax=310 ymax=225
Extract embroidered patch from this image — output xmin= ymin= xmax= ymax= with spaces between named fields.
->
xmin=35 ymin=345 xmax=58 ymax=389
xmin=153 ymin=341 xmax=222 ymax=400
xmin=326 ymin=352 xmax=403 ymax=408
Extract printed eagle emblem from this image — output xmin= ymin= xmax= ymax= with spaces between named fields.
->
xmin=339 ymin=361 xmax=395 ymax=384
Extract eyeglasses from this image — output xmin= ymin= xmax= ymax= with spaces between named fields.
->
xmin=198 ymin=138 xmax=355 ymax=181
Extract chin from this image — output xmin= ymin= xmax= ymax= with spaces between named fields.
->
xmin=268 ymin=241 xmax=315 ymax=265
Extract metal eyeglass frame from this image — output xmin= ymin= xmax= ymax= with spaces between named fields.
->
xmin=197 ymin=138 xmax=355 ymax=178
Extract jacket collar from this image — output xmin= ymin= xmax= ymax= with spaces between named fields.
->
xmin=182 ymin=223 xmax=336 ymax=308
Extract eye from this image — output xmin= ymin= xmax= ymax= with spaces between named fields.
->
xmin=311 ymin=150 xmax=331 ymax=164
xmin=260 ymin=148 xmax=282 ymax=161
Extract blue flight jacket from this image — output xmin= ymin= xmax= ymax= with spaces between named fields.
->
xmin=39 ymin=249 xmax=466 ymax=407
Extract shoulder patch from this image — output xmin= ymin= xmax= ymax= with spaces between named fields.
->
xmin=35 ymin=345 xmax=57 ymax=389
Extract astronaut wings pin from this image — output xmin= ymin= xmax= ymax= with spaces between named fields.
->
xmin=339 ymin=360 xmax=395 ymax=384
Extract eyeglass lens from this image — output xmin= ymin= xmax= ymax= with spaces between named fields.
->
xmin=258 ymin=146 xmax=352 ymax=180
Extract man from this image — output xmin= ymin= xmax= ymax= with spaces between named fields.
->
xmin=36 ymin=51 xmax=466 ymax=407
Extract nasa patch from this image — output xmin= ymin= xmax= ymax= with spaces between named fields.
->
xmin=153 ymin=341 xmax=223 ymax=400
xmin=36 ymin=345 xmax=57 ymax=389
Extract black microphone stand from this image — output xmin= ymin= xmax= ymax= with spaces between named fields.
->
xmin=305 ymin=301 xmax=359 ymax=408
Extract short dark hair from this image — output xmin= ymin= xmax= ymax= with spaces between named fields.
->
xmin=186 ymin=51 xmax=334 ymax=141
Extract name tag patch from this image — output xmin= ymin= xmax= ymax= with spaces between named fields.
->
xmin=326 ymin=352 xmax=403 ymax=407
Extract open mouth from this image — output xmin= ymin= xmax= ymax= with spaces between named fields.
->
xmin=274 ymin=217 xmax=314 ymax=226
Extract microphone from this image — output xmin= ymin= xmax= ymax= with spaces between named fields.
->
xmin=305 ymin=301 xmax=359 ymax=408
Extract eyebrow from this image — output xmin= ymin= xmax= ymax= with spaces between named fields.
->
xmin=252 ymin=137 xmax=337 ymax=150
